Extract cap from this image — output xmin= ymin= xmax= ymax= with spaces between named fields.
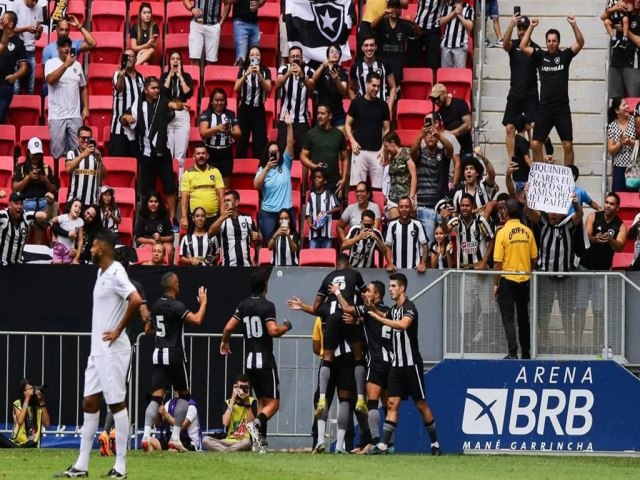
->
xmin=27 ymin=137 xmax=44 ymax=155
xmin=634 ymin=102 xmax=640 ymax=117
xmin=100 ymin=185 xmax=114 ymax=195
xmin=9 ymin=192 xmax=24 ymax=202
xmin=517 ymin=16 xmax=531 ymax=28
xmin=429 ymin=83 xmax=447 ymax=99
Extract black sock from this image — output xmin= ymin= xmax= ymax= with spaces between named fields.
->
xmin=425 ymin=420 xmax=438 ymax=443
xmin=256 ymin=412 xmax=268 ymax=431
xmin=381 ymin=420 xmax=396 ymax=445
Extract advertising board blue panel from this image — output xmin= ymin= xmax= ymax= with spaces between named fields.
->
xmin=421 ymin=360 xmax=640 ymax=453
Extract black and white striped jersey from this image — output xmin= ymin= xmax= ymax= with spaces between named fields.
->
xmin=388 ymin=299 xmax=422 ymax=367
xmin=447 ymin=213 xmax=494 ymax=267
xmin=179 ymin=232 xmax=219 ymax=264
xmin=0 ymin=208 xmax=35 ymax=265
xmin=441 ymin=1 xmax=474 ymax=49
xmin=65 ymin=150 xmax=101 ymax=206
xmin=385 ymin=218 xmax=429 ymax=269
xmin=218 ymin=214 xmax=256 ymax=266
xmin=233 ymin=295 xmax=277 ymax=369
xmin=277 ymin=63 xmax=314 ymax=124
xmin=199 ymin=108 xmax=239 ymax=148
xmin=237 ymin=66 xmax=271 ymax=107
xmin=415 ymin=0 xmax=445 ymax=30
xmin=349 ymin=59 xmax=392 ymax=101
xmin=111 ymin=70 xmax=144 ymax=135
xmin=345 ymin=225 xmax=384 ymax=268
xmin=537 ymin=213 xmax=576 ymax=273
xmin=151 ymin=296 xmax=189 ymax=365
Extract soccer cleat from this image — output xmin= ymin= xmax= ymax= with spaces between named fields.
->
xmin=431 ymin=445 xmax=442 ymax=456
xmin=355 ymin=399 xmax=369 ymax=416
xmin=367 ymin=443 xmax=388 ymax=455
xmin=99 ymin=431 xmax=111 ymax=457
xmin=314 ymin=398 xmax=327 ymax=418
xmin=246 ymin=422 xmax=263 ymax=451
xmin=168 ymin=439 xmax=188 ymax=452
xmin=334 ymin=448 xmax=348 ymax=454
xmin=257 ymin=442 xmax=272 ymax=454
xmin=109 ymin=429 xmax=116 ymax=454
xmin=312 ymin=443 xmax=326 ymax=454
xmin=105 ymin=468 xmax=127 ymax=479
xmin=53 ymin=466 xmax=88 ymax=478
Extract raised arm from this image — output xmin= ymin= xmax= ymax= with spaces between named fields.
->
xmin=567 ymin=16 xmax=584 ymax=54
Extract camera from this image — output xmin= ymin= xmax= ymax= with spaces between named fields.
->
xmin=239 ymin=386 xmax=250 ymax=393
xmin=34 ymin=385 xmax=47 ymax=393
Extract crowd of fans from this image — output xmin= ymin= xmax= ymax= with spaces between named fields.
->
xmin=0 ymin=0 xmax=637 ymax=275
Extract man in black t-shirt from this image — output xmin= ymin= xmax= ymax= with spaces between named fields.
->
xmin=0 ymin=11 xmax=28 ymax=124
xmin=142 ymin=272 xmax=208 ymax=452
xmin=346 ymin=71 xmax=391 ymax=190
xmin=502 ymin=15 xmax=541 ymax=160
xmin=520 ymin=16 xmax=584 ymax=166
xmin=220 ymin=267 xmax=292 ymax=452
xmin=429 ymin=83 xmax=472 ymax=155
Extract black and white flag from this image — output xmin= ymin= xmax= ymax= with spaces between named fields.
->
xmin=285 ymin=0 xmax=354 ymax=64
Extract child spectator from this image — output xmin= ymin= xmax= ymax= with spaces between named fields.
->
xmin=567 ymin=165 xmax=601 ymax=214
xmin=51 ymin=199 xmax=84 ymax=264
xmin=99 ymin=186 xmax=122 ymax=245
xmin=306 ymin=170 xmax=340 ymax=249
xmin=430 ymin=224 xmax=454 ymax=268
xmin=602 ymin=0 xmax=633 ymax=48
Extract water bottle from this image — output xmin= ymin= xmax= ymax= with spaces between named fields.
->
xmin=607 ymin=346 xmax=613 ymax=360
xmin=314 ymin=212 xmax=328 ymax=230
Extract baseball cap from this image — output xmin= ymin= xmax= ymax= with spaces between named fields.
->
xmin=9 ymin=192 xmax=24 ymax=202
xmin=517 ymin=16 xmax=531 ymax=28
xmin=429 ymin=83 xmax=447 ymax=99
xmin=27 ymin=137 xmax=44 ymax=155
xmin=100 ymin=185 xmax=114 ymax=195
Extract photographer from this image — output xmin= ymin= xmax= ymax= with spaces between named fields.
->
xmin=0 ymin=378 xmax=51 ymax=448
xmin=202 ymin=375 xmax=256 ymax=452
xmin=65 ymin=126 xmax=107 ymax=208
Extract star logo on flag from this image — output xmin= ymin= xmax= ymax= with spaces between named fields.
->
xmin=320 ymin=10 xmax=337 ymax=31
xmin=310 ymin=1 xmax=345 ymax=43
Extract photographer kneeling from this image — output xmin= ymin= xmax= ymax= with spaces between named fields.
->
xmin=0 ymin=378 xmax=51 ymax=448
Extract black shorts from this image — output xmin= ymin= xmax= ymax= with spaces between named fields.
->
xmin=532 ymin=103 xmax=573 ymax=142
xmin=387 ymin=364 xmax=426 ymax=401
xmin=502 ymin=94 xmax=539 ymax=126
xmin=332 ymin=354 xmax=356 ymax=393
xmin=323 ymin=312 xmax=363 ymax=351
xmin=139 ymin=153 xmax=177 ymax=196
xmin=151 ymin=363 xmax=190 ymax=392
xmin=247 ymin=367 xmax=280 ymax=399
xmin=207 ymin=146 xmax=233 ymax=177
xmin=366 ymin=361 xmax=391 ymax=390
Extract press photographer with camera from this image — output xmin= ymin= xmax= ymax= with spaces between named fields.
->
xmin=65 ymin=126 xmax=107 ymax=208
xmin=202 ymin=375 xmax=257 ymax=452
xmin=0 ymin=378 xmax=51 ymax=448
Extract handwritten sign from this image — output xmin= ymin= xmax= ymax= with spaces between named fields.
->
xmin=526 ymin=163 xmax=574 ymax=214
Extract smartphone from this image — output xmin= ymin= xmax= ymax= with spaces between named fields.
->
xmin=120 ymin=53 xmax=128 ymax=70
xmin=424 ymin=118 xmax=433 ymax=128
xmin=251 ymin=57 xmax=259 ymax=66
xmin=88 ymin=138 xmax=96 ymax=148
xmin=280 ymin=219 xmax=289 ymax=228
xmin=514 ymin=6 xmax=521 ymax=16
xmin=70 ymin=47 xmax=77 ymax=57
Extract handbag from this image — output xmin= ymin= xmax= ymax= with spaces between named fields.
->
xmin=625 ymin=140 xmax=640 ymax=191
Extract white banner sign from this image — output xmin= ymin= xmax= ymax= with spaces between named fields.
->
xmin=526 ymin=163 xmax=574 ymax=214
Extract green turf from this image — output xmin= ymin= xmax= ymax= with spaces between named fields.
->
xmin=1 ymin=449 xmax=640 ymax=479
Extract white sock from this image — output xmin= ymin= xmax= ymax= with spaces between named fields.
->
xmin=319 ymin=393 xmax=326 ymax=402
xmin=143 ymin=426 xmax=151 ymax=439
xmin=316 ymin=419 xmax=326 ymax=447
xmin=336 ymin=428 xmax=346 ymax=451
xmin=113 ymin=409 xmax=129 ymax=474
xmin=357 ymin=394 xmax=364 ymax=402
xmin=171 ymin=425 xmax=181 ymax=442
xmin=74 ymin=411 xmax=100 ymax=472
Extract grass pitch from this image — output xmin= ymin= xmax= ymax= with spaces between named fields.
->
xmin=1 ymin=449 xmax=640 ymax=479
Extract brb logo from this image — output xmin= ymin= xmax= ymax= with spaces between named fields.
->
xmin=462 ymin=366 xmax=594 ymax=437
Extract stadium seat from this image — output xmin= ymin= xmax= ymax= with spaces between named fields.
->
xmin=47 ymin=0 xmax=86 ymax=26
xmin=260 ymin=35 xmax=278 ymax=68
xmin=258 ymin=248 xmax=273 ymax=266
xmin=396 ymin=100 xmax=431 ymax=130
xmin=89 ymin=32 xmax=125 ymax=65
xmin=134 ymin=245 xmax=153 ymax=264
xmin=299 ymin=248 xmax=337 ymax=266
xmin=0 ymin=126 xmax=15 ymax=157
xmin=221 ymin=8 xmax=234 ymax=35
xmin=58 ymin=158 xmax=70 ymax=187
xmin=112 ymin=187 xmax=136 ymax=218
xmin=130 ymin=1 xmax=165 ymax=31
xmin=231 ymin=159 xmax=260 ymax=190
xmin=396 ymin=129 xmax=421 ymax=147
xmin=136 ymin=64 xmax=162 ymax=80
xmin=164 ymin=34 xmax=190 ymax=65
xmin=0 ymin=187 xmax=11 ymax=207
xmin=57 ymin=187 xmax=68 ymax=212
xmin=91 ymin=1 xmax=127 ymax=32
xmin=19 ymin=126 xmax=50 ymax=157
xmin=0 ymin=156 xmax=14 ymax=188
xmin=87 ymin=96 xmax=114 ymax=144
xmin=183 ymin=65 xmax=201 ymax=99
xmin=265 ymin=98 xmax=275 ymax=128
xmin=101 ymin=157 xmax=138 ymax=188
xmin=186 ymin=127 xmax=202 ymax=157
xmin=268 ymin=128 xmax=278 ymax=142
xmin=626 ymin=97 xmax=640 ymax=112
xmin=6 ymin=95 xmax=41 ymax=127
xmin=34 ymin=65 xmax=44 ymax=98
xmin=437 ymin=68 xmax=472 ymax=107
xmin=217 ymin=34 xmax=236 ymax=66
xmin=166 ymin=1 xmax=193 ymax=34
xmin=618 ymin=192 xmax=640 ymax=222
xmin=88 ymin=64 xmax=119 ymax=95
xmin=612 ymin=252 xmax=634 ymax=271
xmin=402 ymin=68 xmax=434 ymax=101
xmin=292 ymin=189 xmax=301 ymax=221
xmin=236 ymin=189 xmax=260 ymax=220
xmin=347 ymin=190 xmax=385 ymax=213
xmin=204 ymin=65 xmax=238 ymax=98
xmin=258 ymin=3 xmax=280 ymax=34
xmin=118 ymin=216 xmax=133 ymax=247
xmin=291 ymin=160 xmax=302 ymax=191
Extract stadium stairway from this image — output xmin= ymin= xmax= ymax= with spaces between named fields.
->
xmin=474 ymin=0 xmax=608 ymax=199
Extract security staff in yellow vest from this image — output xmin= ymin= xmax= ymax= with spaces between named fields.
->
xmin=493 ymin=199 xmax=538 ymax=359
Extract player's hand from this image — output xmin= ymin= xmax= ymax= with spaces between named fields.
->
xmin=286 ymin=296 xmax=303 ymax=310
xmin=342 ymin=312 xmax=357 ymax=325
xmin=329 ymin=283 xmax=341 ymax=295
xmin=102 ymin=329 xmax=121 ymax=345
xmin=220 ymin=341 xmax=231 ymax=356
xmin=197 ymin=286 xmax=207 ymax=304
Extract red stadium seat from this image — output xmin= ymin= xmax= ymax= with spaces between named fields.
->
xmin=231 ymin=159 xmax=260 ymax=189
xmin=6 ymin=95 xmax=41 ymax=127
xmin=19 ymin=126 xmax=50 ymax=157
xmin=347 ymin=190 xmax=385 ymax=213
xmin=268 ymin=128 xmax=278 ymax=142
xmin=258 ymin=3 xmax=280 ymax=34
xmin=258 ymin=248 xmax=272 ymax=266
xmin=58 ymin=157 xmax=70 ymax=188
xmin=0 ymin=187 xmax=11 ymax=207
xmin=265 ymin=98 xmax=275 ymax=128
xmin=91 ymin=1 xmax=127 ymax=32
xmin=291 ymin=160 xmax=302 ymax=191
xmin=396 ymin=99 xmax=431 ymax=130
xmin=48 ymin=0 xmax=86 ymax=26
xmin=0 ymin=126 xmax=16 ymax=157
xmin=112 ymin=187 xmax=136 ymax=218
xmin=34 ymin=64 xmax=44 ymax=98
xmin=101 ymin=157 xmax=138 ymax=188
xmin=88 ymin=63 xmax=119 ymax=95
xmin=164 ymin=34 xmax=190 ymax=65
xmin=237 ymin=189 xmax=260 ymax=220
xmin=87 ymin=96 xmax=114 ymax=144
xmin=130 ymin=1 xmax=165 ymax=31
xmin=166 ymin=1 xmax=193 ymax=34
xmin=618 ymin=192 xmax=640 ymax=222
xmin=204 ymin=65 xmax=238 ymax=98
xmin=89 ymin=32 xmax=125 ymax=65
xmin=260 ymin=35 xmax=278 ymax=68
xmin=627 ymin=97 xmax=640 ymax=112
xmin=118 ymin=216 xmax=133 ymax=247
xmin=402 ymin=68 xmax=434 ymax=101
xmin=612 ymin=252 xmax=634 ymax=271
xmin=136 ymin=64 xmax=162 ymax=80
xmin=221 ymin=8 xmax=234 ymax=35
xmin=299 ymin=248 xmax=337 ymax=266
xmin=292 ymin=189 xmax=301 ymax=221
xmin=57 ymin=187 xmax=68 ymax=213
xmin=183 ymin=65 xmax=201 ymax=100
xmin=0 ymin=156 xmax=14 ymax=188
xmin=437 ymin=68 xmax=472 ymax=107
xmin=217 ymin=34 xmax=236 ymax=66
xmin=186 ymin=127 xmax=202 ymax=157
xmin=396 ymin=129 xmax=421 ymax=147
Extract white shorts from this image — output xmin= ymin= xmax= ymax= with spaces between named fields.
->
xmin=350 ymin=149 xmax=384 ymax=189
xmin=189 ymin=22 xmax=221 ymax=62
xmin=279 ymin=17 xmax=289 ymax=58
xmin=83 ymin=351 xmax=131 ymax=405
